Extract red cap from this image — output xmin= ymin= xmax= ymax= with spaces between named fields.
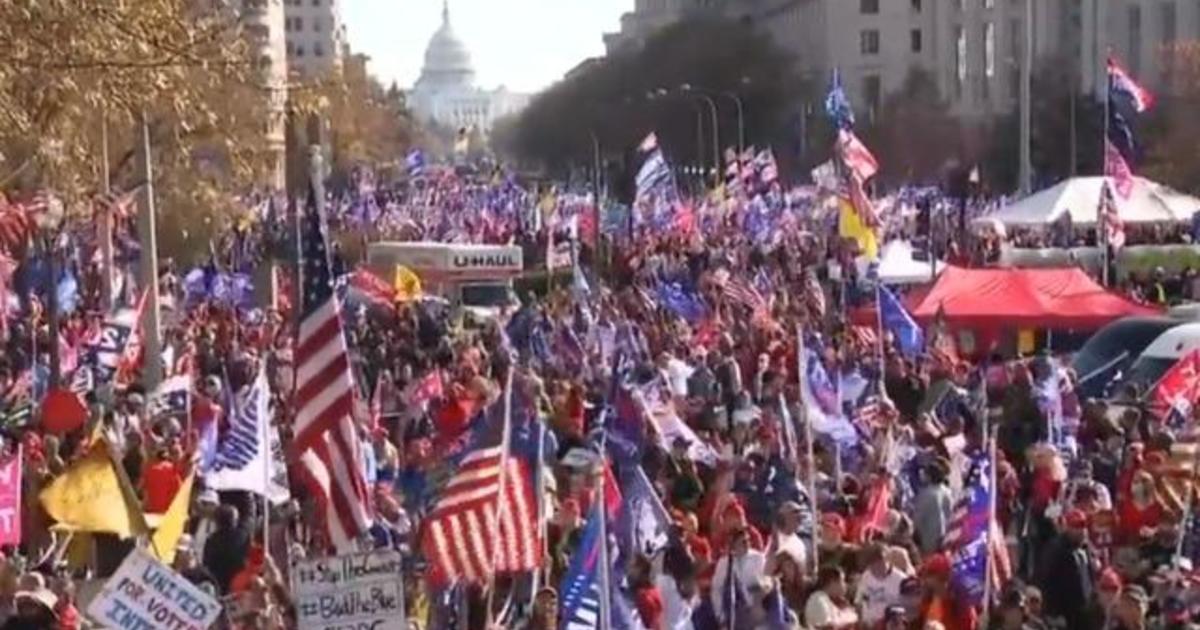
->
xmin=1099 ymin=567 xmax=1122 ymax=591
xmin=921 ymin=553 xmax=952 ymax=578
xmin=1063 ymin=509 xmax=1089 ymax=529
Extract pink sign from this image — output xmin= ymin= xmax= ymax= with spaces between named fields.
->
xmin=0 ymin=448 xmax=22 ymax=546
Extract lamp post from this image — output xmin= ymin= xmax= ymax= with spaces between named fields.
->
xmin=34 ymin=193 xmax=65 ymax=388
xmin=720 ymin=91 xmax=745 ymax=154
xmin=680 ymin=84 xmax=720 ymax=178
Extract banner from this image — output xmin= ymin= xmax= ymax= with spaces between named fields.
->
xmin=293 ymin=550 xmax=406 ymax=630
xmin=86 ymin=548 xmax=221 ymax=630
xmin=0 ymin=447 xmax=20 ymax=545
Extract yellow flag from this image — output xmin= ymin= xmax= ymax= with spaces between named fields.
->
xmin=394 ymin=265 xmax=423 ymax=302
xmin=839 ymin=197 xmax=879 ymax=260
xmin=39 ymin=440 xmax=148 ymax=538
xmin=150 ymin=472 xmax=194 ymax=565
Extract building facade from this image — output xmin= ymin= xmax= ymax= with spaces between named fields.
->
xmin=282 ymin=0 xmax=347 ymax=77
xmin=408 ymin=2 xmax=529 ymax=133
xmin=237 ymin=0 xmax=289 ymax=188
xmin=603 ymin=0 xmax=1200 ymax=122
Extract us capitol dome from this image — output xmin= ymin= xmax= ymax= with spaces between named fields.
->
xmin=409 ymin=1 xmax=528 ymax=134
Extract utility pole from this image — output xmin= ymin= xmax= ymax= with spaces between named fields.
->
xmin=99 ymin=113 xmax=115 ymax=311
xmin=137 ymin=111 xmax=164 ymax=390
xmin=1018 ymin=0 xmax=1034 ymax=194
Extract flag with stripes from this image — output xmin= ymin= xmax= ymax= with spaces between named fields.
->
xmin=209 ymin=367 xmax=290 ymax=504
xmin=1099 ymin=181 xmax=1126 ymax=252
xmin=1151 ymin=349 xmax=1200 ymax=424
xmin=68 ymin=366 xmax=94 ymax=398
xmin=94 ymin=189 xmax=137 ymax=220
xmin=421 ymin=379 xmax=542 ymax=585
xmin=1107 ymin=55 xmax=1155 ymax=113
xmin=290 ymin=187 xmax=372 ymax=552
xmin=943 ymin=451 xmax=1011 ymax=605
xmin=85 ymin=300 xmax=141 ymax=384
xmin=634 ymin=150 xmax=673 ymax=201
xmin=1104 ymin=139 xmax=1135 ymax=200
xmin=722 ymin=275 xmax=767 ymax=316
xmin=837 ymin=129 xmax=879 ymax=182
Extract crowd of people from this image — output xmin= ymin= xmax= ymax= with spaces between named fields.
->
xmin=0 ymin=158 xmax=1198 ymax=630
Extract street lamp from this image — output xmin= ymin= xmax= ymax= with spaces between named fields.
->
xmin=34 ymin=192 xmax=65 ymax=388
xmin=679 ymin=84 xmax=720 ymax=177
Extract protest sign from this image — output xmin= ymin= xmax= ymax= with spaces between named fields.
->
xmin=0 ymin=447 xmax=20 ymax=545
xmin=293 ymin=549 xmax=406 ymax=630
xmin=87 ymin=548 xmax=221 ymax=630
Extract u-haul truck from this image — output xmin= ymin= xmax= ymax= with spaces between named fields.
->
xmin=366 ymin=241 xmax=522 ymax=321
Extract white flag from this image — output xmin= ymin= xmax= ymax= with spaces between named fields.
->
xmin=206 ymin=368 xmax=290 ymax=504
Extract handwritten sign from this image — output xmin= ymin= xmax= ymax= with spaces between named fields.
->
xmin=86 ymin=548 xmax=221 ymax=630
xmin=293 ymin=550 xmax=406 ymax=630
xmin=0 ymin=448 xmax=21 ymax=545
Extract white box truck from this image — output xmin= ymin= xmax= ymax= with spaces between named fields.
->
xmin=365 ymin=241 xmax=522 ymax=321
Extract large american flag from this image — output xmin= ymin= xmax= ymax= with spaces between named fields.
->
xmin=421 ymin=379 xmax=541 ymax=585
xmin=291 ymin=188 xmax=371 ymax=551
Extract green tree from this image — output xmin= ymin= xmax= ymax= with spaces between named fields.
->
xmin=861 ymin=69 xmax=962 ymax=186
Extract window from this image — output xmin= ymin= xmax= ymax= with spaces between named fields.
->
xmin=860 ymin=0 xmax=879 ymax=14
xmin=313 ymin=17 xmax=321 ymax=32
xmin=911 ymin=28 xmax=923 ymax=52
xmin=860 ymin=29 xmax=880 ymax=55
xmin=863 ymin=75 xmax=882 ymax=121
xmin=1129 ymin=5 xmax=1142 ymax=75
xmin=954 ymin=25 xmax=966 ymax=96
xmin=314 ymin=42 xmax=324 ymax=56
xmin=294 ymin=17 xmax=303 ymax=30
xmin=983 ymin=0 xmax=994 ymax=8
xmin=295 ymin=45 xmax=305 ymax=57
xmin=312 ymin=0 xmax=320 ymax=5
xmin=911 ymin=0 xmax=921 ymax=11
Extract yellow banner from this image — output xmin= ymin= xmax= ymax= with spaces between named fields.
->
xmin=39 ymin=440 xmax=147 ymax=539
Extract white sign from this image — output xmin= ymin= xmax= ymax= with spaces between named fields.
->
xmin=293 ymin=550 xmax=406 ymax=630
xmin=86 ymin=548 xmax=221 ymax=630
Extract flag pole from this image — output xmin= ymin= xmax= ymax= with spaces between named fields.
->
xmin=797 ymin=325 xmax=819 ymax=575
xmin=1101 ymin=52 xmax=1111 ymax=288
xmin=596 ymin=436 xmax=612 ymax=630
xmin=484 ymin=368 xmax=515 ymax=625
xmin=980 ymin=426 xmax=1000 ymax=628
xmin=99 ymin=111 xmax=114 ymax=312
xmin=136 ymin=110 xmax=163 ymax=390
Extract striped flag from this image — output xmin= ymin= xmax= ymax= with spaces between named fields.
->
xmin=290 ymin=187 xmax=372 ymax=552
xmin=634 ymin=150 xmax=673 ymax=201
xmin=1099 ymin=181 xmax=1126 ymax=251
xmin=421 ymin=378 xmax=542 ymax=585
xmin=1104 ymin=139 xmax=1134 ymax=200
xmin=722 ymin=275 xmax=767 ymax=316
xmin=837 ymin=129 xmax=879 ymax=182
xmin=94 ymin=189 xmax=137 ymax=220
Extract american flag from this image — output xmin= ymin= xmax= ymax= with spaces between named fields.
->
xmin=1099 ymin=181 xmax=1126 ymax=251
xmin=943 ymin=450 xmax=1011 ymax=605
xmin=837 ymin=129 xmax=879 ymax=182
xmin=421 ymin=377 xmax=542 ymax=585
xmin=1108 ymin=55 xmax=1155 ymax=113
xmin=290 ymin=187 xmax=371 ymax=552
xmin=852 ymin=395 xmax=883 ymax=433
xmin=1104 ymin=139 xmax=1134 ymax=200
xmin=847 ymin=325 xmax=878 ymax=349
xmin=722 ymin=275 xmax=767 ymax=315
xmin=94 ymin=188 xmax=137 ymax=220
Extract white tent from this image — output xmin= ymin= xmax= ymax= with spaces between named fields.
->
xmin=857 ymin=240 xmax=945 ymax=285
xmin=972 ymin=176 xmax=1200 ymax=227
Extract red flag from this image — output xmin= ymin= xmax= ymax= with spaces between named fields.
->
xmin=1152 ymin=348 xmax=1200 ymax=421
xmin=674 ymin=202 xmax=697 ymax=234
xmin=407 ymin=369 xmax=445 ymax=406
xmin=848 ymin=475 xmax=892 ymax=543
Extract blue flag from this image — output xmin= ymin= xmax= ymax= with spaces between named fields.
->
xmin=824 ymin=69 xmax=856 ymax=130
xmin=654 ymin=281 xmax=707 ymax=324
xmin=878 ymin=285 xmax=924 ymax=357
xmin=617 ymin=464 xmax=671 ymax=560
xmin=945 ymin=452 xmax=1001 ymax=605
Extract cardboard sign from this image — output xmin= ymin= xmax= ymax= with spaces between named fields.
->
xmin=86 ymin=548 xmax=221 ymax=630
xmin=0 ymin=448 xmax=21 ymax=545
xmin=293 ymin=550 xmax=406 ymax=630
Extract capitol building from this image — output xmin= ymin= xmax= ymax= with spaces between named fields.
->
xmin=409 ymin=1 xmax=528 ymax=134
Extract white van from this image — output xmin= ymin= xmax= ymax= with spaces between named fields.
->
xmin=366 ymin=241 xmax=522 ymax=321
xmin=1120 ymin=322 xmax=1200 ymax=392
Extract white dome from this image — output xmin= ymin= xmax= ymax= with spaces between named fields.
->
xmin=415 ymin=1 xmax=475 ymax=90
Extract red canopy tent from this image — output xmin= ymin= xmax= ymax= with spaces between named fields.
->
xmin=907 ymin=266 xmax=1159 ymax=329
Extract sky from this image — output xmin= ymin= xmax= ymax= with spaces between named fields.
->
xmin=342 ymin=0 xmax=632 ymax=94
